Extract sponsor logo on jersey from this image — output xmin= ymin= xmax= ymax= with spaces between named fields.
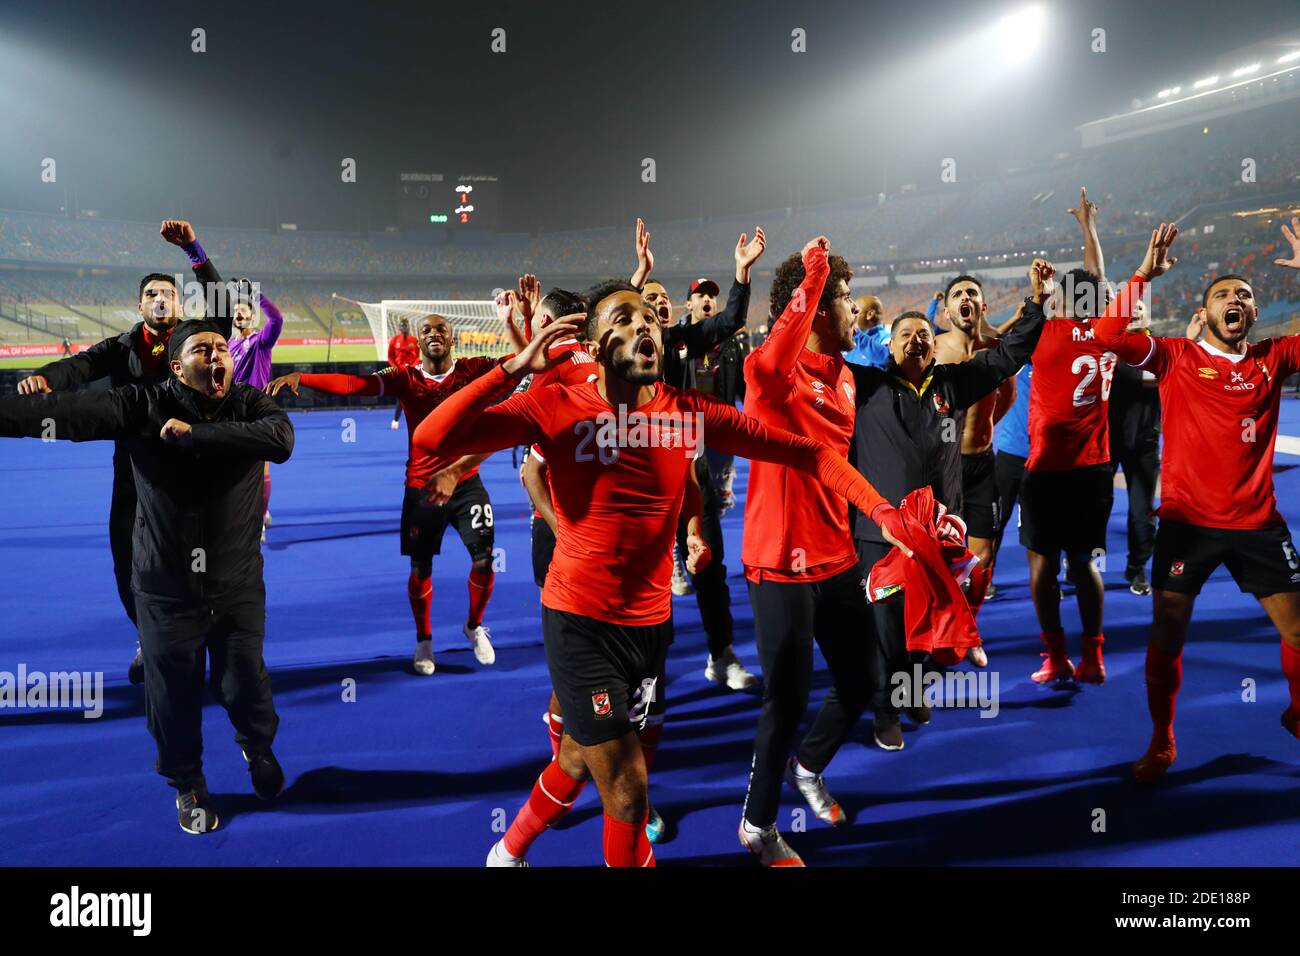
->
xmin=591 ymin=690 xmax=612 ymax=718
xmin=1225 ymin=369 xmax=1256 ymax=391
xmin=1170 ymin=560 xmax=1185 ymax=576
xmin=1196 ymin=367 xmax=1218 ymax=379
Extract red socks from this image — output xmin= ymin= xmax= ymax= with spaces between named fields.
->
xmin=546 ymin=711 xmax=565 ymax=759
xmin=638 ymin=717 xmax=664 ymax=773
xmin=503 ymin=761 xmax=586 ymax=859
xmin=1040 ymin=628 xmax=1068 ymax=660
xmin=467 ymin=566 xmax=494 ymax=629
xmin=1145 ymin=643 xmax=1183 ymax=744
xmin=262 ymin=471 xmax=272 ymax=516
xmin=407 ymin=572 xmax=432 ymax=639
xmin=1281 ymin=642 xmax=1300 ymax=715
xmin=602 ymin=813 xmax=655 ymax=867
xmin=966 ymin=564 xmax=991 ymax=612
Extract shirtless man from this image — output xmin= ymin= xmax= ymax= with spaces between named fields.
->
xmin=935 ymin=280 xmax=1017 ymax=667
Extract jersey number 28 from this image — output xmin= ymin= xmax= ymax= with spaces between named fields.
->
xmin=1071 ymin=352 xmax=1118 ymax=407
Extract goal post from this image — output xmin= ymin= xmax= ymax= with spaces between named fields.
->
xmin=340 ymin=295 xmax=506 ymax=363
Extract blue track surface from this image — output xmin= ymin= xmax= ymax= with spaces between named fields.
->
xmin=3 ymin=402 xmax=1300 ymax=866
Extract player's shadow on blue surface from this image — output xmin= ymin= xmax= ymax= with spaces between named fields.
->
xmin=662 ymin=752 xmax=1300 ymax=866
xmin=212 ymin=761 xmax=557 ymax=820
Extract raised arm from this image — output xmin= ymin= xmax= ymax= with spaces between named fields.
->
xmin=666 ymin=228 xmax=764 ymax=358
xmin=630 ymin=218 xmax=654 ymax=289
xmin=744 ymin=237 xmax=828 ymax=391
xmin=1093 ymin=223 xmax=1180 ymax=367
xmin=161 ymin=220 xmax=232 ymax=341
xmin=0 ymin=385 xmax=143 ymax=442
xmin=1068 ymin=186 xmax=1106 ymax=290
xmin=258 ymin=291 xmax=285 ymax=349
xmin=187 ymin=389 xmax=294 ymax=463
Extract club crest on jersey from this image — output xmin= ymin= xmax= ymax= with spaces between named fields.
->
xmin=1226 ymin=369 xmax=1255 ymax=391
xmin=1170 ymin=560 xmax=1185 ymax=576
xmin=932 ymin=393 xmax=951 ymax=415
xmin=591 ymin=690 xmax=612 ymax=718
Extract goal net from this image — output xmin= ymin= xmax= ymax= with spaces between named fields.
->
xmin=340 ymin=296 xmax=505 ymax=363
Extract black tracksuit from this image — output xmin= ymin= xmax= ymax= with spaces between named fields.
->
xmin=1108 ymin=357 xmax=1161 ymax=576
xmin=34 ymin=256 xmax=232 ymax=626
xmin=0 ymin=377 xmax=293 ymax=792
xmin=663 ymin=280 xmax=750 ymax=658
xmin=850 ymin=298 xmax=1046 ymax=717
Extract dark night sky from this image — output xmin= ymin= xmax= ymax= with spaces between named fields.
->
xmin=1 ymin=0 xmax=1297 ymax=233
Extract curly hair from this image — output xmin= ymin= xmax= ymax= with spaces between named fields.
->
xmin=769 ymin=251 xmax=852 ymax=321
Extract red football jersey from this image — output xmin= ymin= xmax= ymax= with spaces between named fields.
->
xmin=743 ymin=244 xmax=860 ymax=583
xmin=387 ymin=333 xmax=419 ymax=368
xmin=1142 ymin=336 xmax=1300 ymax=529
xmin=412 ymin=366 xmax=887 ymax=626
xmin=1027 ymin=318 xmax=1118 ymax=472
xmin=376 ymin=357 xmax=499 ymax=487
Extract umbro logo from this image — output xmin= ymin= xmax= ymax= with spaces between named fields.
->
xmin=1197 ymin=367 xmax=1218 ymax=379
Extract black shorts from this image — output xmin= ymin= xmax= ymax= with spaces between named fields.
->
xmin=961 ymin=450 xmax=999 ymax=539
xmin=1152 ymin=519 xmax=1300 ymax=596
xmin=399 ymin=475 xmax=494 ymax=564
xmin=531 ymin=515 xmax=557 ymax=588
xmin=542 ymin=606 xmax=671 ymax=747
xmin=1018 ymin=464 xmax=1113 ymax=558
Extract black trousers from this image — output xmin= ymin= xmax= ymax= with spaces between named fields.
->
xmin=742 ymin=565 xmax=873 ymax=829
xmin=992 ymin=451 xmax=1027 ymax=561
xmin=675 ymin=455 xmax=733 ymax=658
xmin=135 ymin=587 xmax=279 ymax=792
xmin=109 ymin=464 xmax=138 ymax=627
xmin=1112 ymin=443 xmax=1159 ymax=575
xmin=857 ymin=539 xmax=933 ymax=720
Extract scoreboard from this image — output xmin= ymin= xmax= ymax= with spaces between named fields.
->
xmin=450 ymin=174 xmax=501 ymax=229
xmin=397 ymin=172 xmax=502 ymax=230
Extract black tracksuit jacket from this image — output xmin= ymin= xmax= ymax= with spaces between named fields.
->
xmin=0 ymin=378 xmax=293 ymax=602
xmin=849 ymin=296 xmax=1046 ymax=545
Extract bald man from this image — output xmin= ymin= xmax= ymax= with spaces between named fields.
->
xmin=843 ymin=295 xmax=890 ymax=369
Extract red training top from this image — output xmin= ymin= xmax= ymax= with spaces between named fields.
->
xmin=742 ymin=243 xmax=860 ymax=583
xmin=387 ymin=334 xmax=419 ymax=368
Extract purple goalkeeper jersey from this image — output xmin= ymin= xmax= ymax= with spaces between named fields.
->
xmin=230 ymin=293 xmax=284 ymax=389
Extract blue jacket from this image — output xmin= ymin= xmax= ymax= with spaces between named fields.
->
xmin=993 ymin=363 xmax=1032 ymax=459
xmin=842 ymin=325 xmax=890 ymax=369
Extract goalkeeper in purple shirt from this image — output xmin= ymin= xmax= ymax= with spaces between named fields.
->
xmin=230 ymin=280 xmax=284 ymax=541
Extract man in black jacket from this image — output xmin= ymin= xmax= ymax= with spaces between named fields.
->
xmin=1107 ymin=297 xmax=1161 ymax=596
xmin=0 ymin=321 xmax=293 ymax=834
xmin=850 ymin=260 xmax=1052 ymax=749
xmin=16 ymin=220 xmax=233 ymax=684
xmin=633 ymin=219 xmax=766 ymax=689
